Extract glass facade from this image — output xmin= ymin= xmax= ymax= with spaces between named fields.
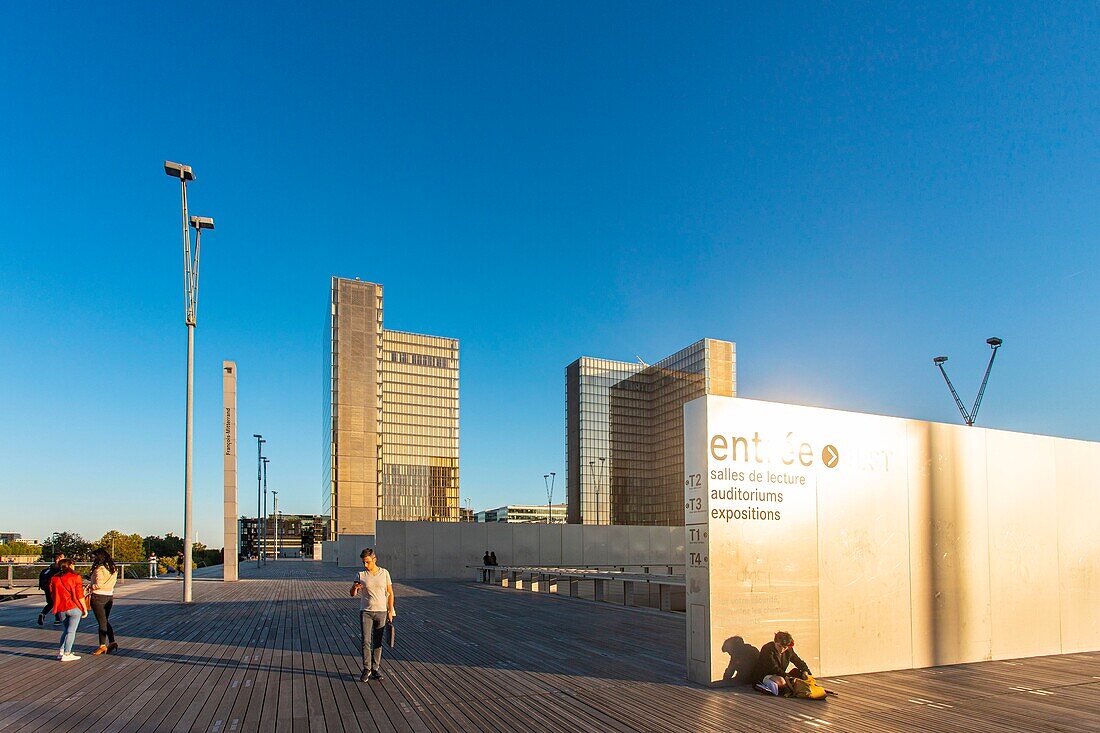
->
xmin=324 ymin=277 xmax=459 ymax=537
xmin=565 ymin=339 xmax=735 ymax=526
xmin=381 ymin=329 xmax=460 ymax=522
xmin=565 ymin=357 xmax=643 ymax=524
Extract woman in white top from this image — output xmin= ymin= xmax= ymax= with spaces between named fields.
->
xmin=349 ymin=547 xmax=395 ymax=682
xmin=87 ymin=548 xmax=119 ymax=655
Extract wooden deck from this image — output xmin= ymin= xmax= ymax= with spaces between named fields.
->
xmin=0 ymin=561 xmax=1097 ymax=732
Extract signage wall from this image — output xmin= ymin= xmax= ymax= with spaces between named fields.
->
xmin=684 ymin=396 xmax=1100 ymax=683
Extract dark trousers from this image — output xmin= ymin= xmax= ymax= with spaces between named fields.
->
xmin=90 ymin=594 xmax=115 ymax=645
xmin=360 ymin=610 xmax=387 ymax=672
xmin=41 ymin=592 xmax=60 ymax=621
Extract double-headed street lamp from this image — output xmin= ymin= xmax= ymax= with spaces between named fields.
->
xmin=543 ymin=472 xmax=556 ymax=524
xmin=165 ymin=160 xmax=211 ymax=604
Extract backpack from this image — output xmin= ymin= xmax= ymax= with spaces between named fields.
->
xmin=789 ymin=674 xmax=827 ymax=700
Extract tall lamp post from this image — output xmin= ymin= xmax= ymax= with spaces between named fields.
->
xmin=598 ymin=457 xmax=606 ymax=525
xmin=588 ymin=460 xmax=595 ymax=525
xmin=164 ymin=160 xmax=206 ymax=604
xmin=262 ymin=456 xmax=270 ymax=564
xmin=543 ymin=472 xmax=556 ymax=524
xmin=272 ymin=490 xmax=279 ymax=560
xmin=252 ymin=435 xmax=264 ymax=568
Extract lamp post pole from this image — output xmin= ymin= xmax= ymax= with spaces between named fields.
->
xmin=164 ymin=161 xmax=207 ymax=604
xmin=272 ymin=491 xmax=279 ymax=560
xmin=543 ymin=472 xmax=556 ymax=524
xmin=252 ymin=435 xmax=264 ymax=568
xmin=598 ymin=457 xmax=606 ymax=526
xmin=588 ymin=460 xmax=595 ymax=525
xmin=262 ymin=457 xmax=270 ymax=564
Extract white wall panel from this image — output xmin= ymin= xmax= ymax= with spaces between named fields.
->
xmin=561 ymin=525 xmax=584 ymax=565
xmin=1055 ymin=439 xmax=1100 ymax=653
xmin=512 ymin=525 xmax=540 ymax=565
xmin=485 ymin=523 xmax=514 ymax=566
xmin=404 ymin=523 xmax=435 ymax=578
xmin=582 ymin=525 xmax=609 ymax=566
xmin=539 ymin=524 xmax=562 ymax=565
xmin=986 ymin=431 xmax=1061 ymax=660
xmin=906 ymin=422 xmax=991 ymax=668
xmin=433 ymin=523 xmax=464 ymax=579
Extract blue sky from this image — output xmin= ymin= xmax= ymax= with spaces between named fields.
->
xmin=1 ymin=3 xmax=1097 ymax=545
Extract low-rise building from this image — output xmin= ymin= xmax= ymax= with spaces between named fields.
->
xmin=476 ymin=504 xmax=567 ymax=523
xmin=239 ymin=514 xmax=330 ymax=559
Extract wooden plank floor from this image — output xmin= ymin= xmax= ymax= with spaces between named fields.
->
xmin=1 ymin=561 xmax=1097 ymax=732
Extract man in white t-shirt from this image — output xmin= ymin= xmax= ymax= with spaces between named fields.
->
xmin=350 ymin=547 xmax=396 ymax=682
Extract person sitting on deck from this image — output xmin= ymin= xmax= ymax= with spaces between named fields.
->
xmin=748 ymin=631 xmax=812 ymax=696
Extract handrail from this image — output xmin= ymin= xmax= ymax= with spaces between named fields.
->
xmin=475 ymin=564 xmax=686 ymax=585
xmin=1 ymin=560 xmax=215 ymax=590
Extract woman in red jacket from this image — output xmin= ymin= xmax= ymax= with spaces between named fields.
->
xmin=49 ymin=558 xmax=88 ymax=661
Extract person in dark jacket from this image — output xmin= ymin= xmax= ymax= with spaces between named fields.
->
xmin=482 ymin=551 xmax=492 ymax=582
xmin=37 ymin=553 xmax=65 ymax=626
xmin=748 ymin=631 xmax=811 ymax=695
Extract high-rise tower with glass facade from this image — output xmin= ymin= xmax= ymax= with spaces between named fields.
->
xmin=324 ymin=277 xmax=459 ymax=538
xmin=565 ymin=338 xmax=735 ymax=526
xmin=565 ymin=357 xmax=643 ymax=524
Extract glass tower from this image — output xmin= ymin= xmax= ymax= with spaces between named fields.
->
xmin=565 ymin=357 xmax=644 ymax=524
xmin=565 ymin=339 xmax=735 ymax=526
xmin=324 ymin=277 xmax=459 ymax=537
xmin=381 ymin=329 xmax=460 ymax=522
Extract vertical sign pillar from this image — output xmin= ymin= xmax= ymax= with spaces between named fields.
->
xmin=683 ymin=398 xmax=712 ymax=683
xmin=223 ymin=361 xmax=238 ymax=581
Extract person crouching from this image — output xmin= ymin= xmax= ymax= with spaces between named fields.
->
xmin=748 ymin=631 xmax=811 ymax=696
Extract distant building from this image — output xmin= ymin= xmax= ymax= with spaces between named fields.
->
xmin=459 ymin=507 xmax=476 ymax=523
xmin=239 ymin=514 xmax=330 ymax=559
xmin=0 ymin=533 xmax=38 ymax=545
xmin=323 ymin=277 xmax=460 ymax=538
xmin=566 ymin=338 xmax=736 ymax=526
xmin=477 ymin=504 xmax=567 ymax=523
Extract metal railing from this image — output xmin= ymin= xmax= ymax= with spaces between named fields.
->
xmin=470 ymin=564 xmax=687 ymax=612
xmin=2 ymin=560 xmax=218 ymax=592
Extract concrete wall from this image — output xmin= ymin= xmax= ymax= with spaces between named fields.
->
xmin=321 ymin=540 xmax=339 ymax=564
xmin=685 ymin=396 xmax=1100 ymax=684
xmin=337 ymin=534 xmax=375 ymax=568
xmin=365 ymin=521 xmax=683 ymax=578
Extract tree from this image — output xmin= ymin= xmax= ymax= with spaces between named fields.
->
xmin=0 ymin=541 xmax=40 ymax=558
xmin=143 ymin=533 xmax=184 ymax=559
xmin=42 ymin=531 xmax=91 ymax=560
xmin=96 ymin=531 xmax=145 ymax=563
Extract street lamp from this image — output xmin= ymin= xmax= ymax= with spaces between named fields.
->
xmin=165 ymin=160 xmax=204 ymax=604
xmin=252 ymin=435 xmax=264 ymax=568
xmin=272 ymin=490 xmax=279 ymax=560
xmin=588 ymin=460 xmax=595 ymax=525
xmin=262 ymin=456 xmax=270 ymax=564
xmin=543 ymin=472 xmax=556 ymax=524
xmin=933 ymin=337 xmax=1004 ymax=426
xmin=598 ymin=457 xmax=606 ymax=525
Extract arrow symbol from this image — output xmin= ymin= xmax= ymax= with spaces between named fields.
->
xmin=822 ymin=445 xmax=839 ymax=468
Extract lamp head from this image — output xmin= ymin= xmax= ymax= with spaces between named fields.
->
xmin=190 ymin=215 xmax=215 ymax=230
xmin=933 ymin=356 xmax=948 ymax=366
xmin=986 ymin=337 xmax=1003 ymax=348
xmin=164 ymin=161 xmax=195 ymax=181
